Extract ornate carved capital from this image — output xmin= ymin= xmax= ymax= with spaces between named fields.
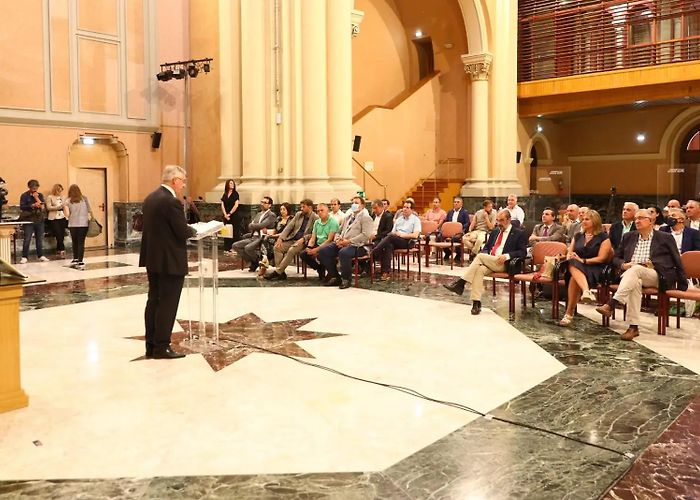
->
xmin=351 ymin=9 xmax=364 ymax=38
xmin=461 ymin=52 xmax=493 ymax=81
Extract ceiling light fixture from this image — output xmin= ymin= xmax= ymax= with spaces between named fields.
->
xmin=636 ymin=133 xmax=646 ymax=143
xmin=415 ymin=29 xmax=423 ymax=38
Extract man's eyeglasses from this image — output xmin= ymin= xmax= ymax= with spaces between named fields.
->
xmin=634 ymin=216 xmax=651 ymax=221
xmin=260 ymin=200 xmax=270 ymax=204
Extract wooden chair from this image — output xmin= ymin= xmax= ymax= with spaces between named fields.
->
xmin=603 ymin=270 xmax=670 ymax=335
xmin=352 ymin=245 xmax=376 ymax=287
xmin=427 ymin=221 xmax=464 ymax=269
xmin=511 ymin=242 xmax=567 ymax=319
xmin=663 ymin=251 xmax=700 ymax=330
xmin=418 ymin=220 xmax=439 ymax=267
xmin=393 ymin=237 xmax=422 ymax=279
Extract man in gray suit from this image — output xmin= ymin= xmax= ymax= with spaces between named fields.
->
xmin=318 ymin=197 xmax=374 ymax=289
xmin=529 ymin=207 xmax=566 ymax=246
xmin=265 ymin=199 xmax=318 ymax=280
xmin=563 ymin=204 xmax=581 ymax=244
xmin=232 ymin=196 xmax=277 ymax=272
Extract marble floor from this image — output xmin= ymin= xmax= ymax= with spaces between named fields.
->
xmin=1 ymin=250 xmax=699 ymax=499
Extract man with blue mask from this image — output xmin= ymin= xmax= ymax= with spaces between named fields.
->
xmin=318 ymin=196 xmax=373 ymax=289
xmin=660 ymin=208 xmax=700 ymax=253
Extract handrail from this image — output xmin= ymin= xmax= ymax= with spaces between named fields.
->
xmin=352 ymin=71 xmax=440 ymax=123
xmin=353 ymin=157 xmax=387 ymax=199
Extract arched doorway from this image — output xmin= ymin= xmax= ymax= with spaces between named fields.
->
xmin=678 ymin=126 xmax=700 ymax=202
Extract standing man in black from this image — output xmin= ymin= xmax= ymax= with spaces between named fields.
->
xmin=139 ymin=165 xmax=196 ymax=359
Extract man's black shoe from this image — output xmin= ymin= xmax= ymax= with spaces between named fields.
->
xmin=248 ymin=262 xmax=259 ymax=272
xmin=152 ymin=348 xmax=185 ymax=359
xmin=325 ymin=276 xmax=341 ymax=286
xmin=265 ymin=271 xmax=286 ymax=281
xmin=145 ymin=344 xmax=154 ymax=358
xmin=471 ymin=300 xmax=481 ymax=315
xmin=339 ymin=279 xmax=351 ymax=289
xmin=443 ymin=278 xmax=466 ymax=296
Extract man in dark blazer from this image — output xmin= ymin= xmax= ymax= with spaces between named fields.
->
xmin=529 ymin=207 xmax=566 ymax=246
xmin=596 ymin=209 xmax=686 ymax=341
xmin=608 ymin=201 xmax=638 ymax=250
xmin=370 ymin=199 xmax=394 ymax=243
xmin=443 ymin=196 xmax=470 ymax=262
xmin=443 ymin=210 xmax=528 ymax=315
xmin=660 ymin=209 xmax=700 ymax=253
xmin=139 ymin=165 xmax=197 ymax=359
xmin=232 ymin=196 xmax=277 ymax=271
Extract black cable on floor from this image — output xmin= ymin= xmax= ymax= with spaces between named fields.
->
xmin=225 ymin=337 xmax=634 ymax=460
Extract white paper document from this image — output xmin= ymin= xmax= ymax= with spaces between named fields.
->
xmin=188 ymin=220 xmax=225 ymax=240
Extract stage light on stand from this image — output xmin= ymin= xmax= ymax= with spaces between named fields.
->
xmin=203 ymin=62 xmax=210 ymax=73
xmin=173 ymin=68 xmax=186 ymax=80
xmin=187 ymin=64 xmax=199 ymax=78
xmin=156 ymin=69 xmax=173 ymax=81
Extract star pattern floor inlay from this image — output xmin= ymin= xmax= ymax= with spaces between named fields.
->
xmin=126 ymin=312 xmax=344 ymax=371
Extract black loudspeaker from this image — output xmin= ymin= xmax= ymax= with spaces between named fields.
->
xmin=151 ymin=132 xmax=162 ymax=149
xmin=352 ymin=135 xmax=362 ymax=152
xmin=516 ymin=151 xmax=522 ymax=163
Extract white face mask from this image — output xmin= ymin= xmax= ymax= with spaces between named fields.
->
xmin=350 ymin=203 xmax=360 ymax=212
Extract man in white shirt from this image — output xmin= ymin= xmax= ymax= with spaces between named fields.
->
xmin=506 ymin=194 xmax=525 ymax=226
xmin=686 ymin=199 xmax=700 ymax=230
xmin=329 ymin=198 xmax=345 ymax=227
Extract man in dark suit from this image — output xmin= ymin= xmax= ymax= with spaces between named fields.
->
xmin=370 ymin=199 xmax=394 ymax=244
xmin=609 ymin=201 xmax=638 ymax=250
xmin=443 ymin=210 xmax=528 ymax=315
xmin=232 ymin=196 xmax=277 ymax=271
xmin=443 ymin=196 xmax=470 ymax=262
xmin=529 ymin=207 xmax=566 ymax=246
xmin=139 ymin=165 xmax=197 ymax=359
xmin=660 ymin=209 xmax=700 ymax=253
xmin=596 ymin=209 xmax=687 ymax=341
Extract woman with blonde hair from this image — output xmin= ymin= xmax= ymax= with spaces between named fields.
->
xmin=559 ymin=209 xmax=612 ymax=326
xmin=63 ymin=184 xmax=92 ymax=269
xmin=46 ymin=183 xmax=67 ymax=258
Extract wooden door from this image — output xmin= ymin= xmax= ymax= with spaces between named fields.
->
xmin=76 ymin=168 xmax=107 ymax=248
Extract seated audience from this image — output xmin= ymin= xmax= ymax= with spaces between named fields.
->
xmin=596 ymin=209 xmax=686 ymax=340
xmin=558 ymin=210 xmax=612 ymax=327
xmin=372 ymin=200 xmax=422 ymax=281
xmin=661 ymin=209 xmax=700 ymax=253
xmin=382 ymin=199 xmax=391 ymax=213
xmin=463 ymin=199 xmax=496 ymax=259
xmin=264 ymin=199 xmax=318 ymax=280
xmin=370 ymin=199 xmax=394 ymax=243
xmin=505 ymin=194 xmax=525 ymax=226
xmin=529 ymin=207 xmax=566 ymax=246
xmin=563 ymin=204 xmax=581 ymax=244
xmin=300 ymin=203 xmax=339 ymax=281
xmin=318 ymin=197 xmax=373 ymax=289
xmin=578 ymin=206 xmax=589 ymax=221
xmin=444 ymin=196 xmax=470 ymax=262
xmin=609 ymin=202 xmax=638 ymax=250
xmin=260 ymin=202 xmax=292 ymax=268
xmin=443 ymin=210 xmax=528 ymax=315
xmin=424 ymin=197 xmax=447 ymax=226
xmin=647 ymin=205 xmax=665 ymax=229
xmin=232 ymin=196 xmax=276 ymax=271
xmin=686 ymin=199 xmax=700 ymax=230
xmin=667 ymin=199 xmax=682 ymax=210
xmin=329 ymin=198 xmax=345 ymax=227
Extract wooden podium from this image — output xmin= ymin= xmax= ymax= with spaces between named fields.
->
xmin=0 ymin=276 xmax=35 ymax=413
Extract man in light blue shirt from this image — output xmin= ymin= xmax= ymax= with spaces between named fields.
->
xmin=371 ymin=200 xmax=421 ymax=280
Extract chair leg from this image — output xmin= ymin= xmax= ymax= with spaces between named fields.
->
xmin=353 ymin=259 xmax=359 ymax=287
xmin=492 ymin=277 xmax=496 ymax=296
xmin=509 ymin=279 xmax=515 ymax=319
xmin=676 ymin=298 xmax=681 ymax=329
xmin=417 ymin=247 xmax=422 ymax=278
xmin=521 ymin=281 xmax=526 ymax=308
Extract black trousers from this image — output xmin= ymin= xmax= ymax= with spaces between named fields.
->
xmin=69 ymin=226 xmax=88 ymax=262
xmin=144 ymin=272 xmax=185 ymax=351
xmin=372 ymin=235 xmax=409 ymax=273
xmin=49 ymin=218 xmax=67 ymax=252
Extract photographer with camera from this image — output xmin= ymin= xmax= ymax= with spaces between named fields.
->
xmin=0 ymin=177 xmax=8 ymax=220
xmin=18 ymin=179 xmax=49 ymax=263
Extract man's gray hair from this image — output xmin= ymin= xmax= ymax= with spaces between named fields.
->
xmin=162 ymin=165 xmax=186 ymax=183
xmin=623 ymin=201 xmax=639 ymax=211
xmin=317 ymin=202 xmax=328 ymax=210
xmin=371 ymin=199 xmax=383 ymax=208
xmin=497 ymin=209 xmax=512 ymax=219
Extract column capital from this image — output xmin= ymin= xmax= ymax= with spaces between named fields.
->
xmin=351 ymin=9 xmax=364 ymax=37
xmin=461 ymin=52 xmax=493 ymax=81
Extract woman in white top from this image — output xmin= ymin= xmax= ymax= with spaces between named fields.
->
xmin=46 ymin=183 xmax=67 ymax=258
xmin=63 ymin=184 xmax=91 ymax=269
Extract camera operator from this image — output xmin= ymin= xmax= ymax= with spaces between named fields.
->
xmin=18 ymin=179 xmax=49 ymax=263
xmin=0 ymin=177 xmax=8 ymax=220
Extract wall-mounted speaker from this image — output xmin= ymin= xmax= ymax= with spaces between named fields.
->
xmin=151 ymin=131 xmax=162 ymax=149
xmin=352 ymin=135 xmax=362 ymax=152
xmin=516 ymin=151 xmax=522 ymax=163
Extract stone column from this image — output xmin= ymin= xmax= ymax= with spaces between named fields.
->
xmin=300 ymin=0 xmax=333 ymax=200
xmin=206 ymin=0 xmax=242 ymax=202
xmin=460 ymin=52 xmax=493 ymax=196
xmin=0 ymin=283 xmax=29 ymax=414
xmin=237 ymin=0 xmax=269 ymax=204
xmin=326 ymin=0 xmax=360 ymax=199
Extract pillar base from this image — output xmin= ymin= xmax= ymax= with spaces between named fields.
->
xmin=460 ymin=179 xmax=525 ymax=198
xmin=0 ymin=389 xmax=29 ymax=414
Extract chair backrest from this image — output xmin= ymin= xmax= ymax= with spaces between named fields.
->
xmin=531 ymin=241 xmax=567 ymax=265
xmin=421 ymin=220 xmax=439 ymax=235
xmin=440 ymin=221 xmax=462 ymax=238
xmin=680 ymin=250 xmax=700 ymax=279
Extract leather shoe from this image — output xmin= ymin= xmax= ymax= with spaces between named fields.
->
xmin=596 ymin=303 xmax=613 ymax=318
xmin=325 ymin=277 xmax=341 ymax=286
xmin=471 ymin=300 xmax=481 ymax=315
xmin=152 ymin=347 xmax=185 ymax=359
xmin=620 ymin=326 xmax=640 ymax=341
xmin=443 ymin=278 xmax=465 ymax=296
xmin=339 ymin=279 xmax=351 ymax=289
xmin=145 ymin=344 xmax=154 ymax=358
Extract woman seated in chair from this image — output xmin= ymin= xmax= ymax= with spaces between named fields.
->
xmin=559 ymin=209 xmax=612 ymax=327
xmin=260 ymin=202 xmax=292 ymax=269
